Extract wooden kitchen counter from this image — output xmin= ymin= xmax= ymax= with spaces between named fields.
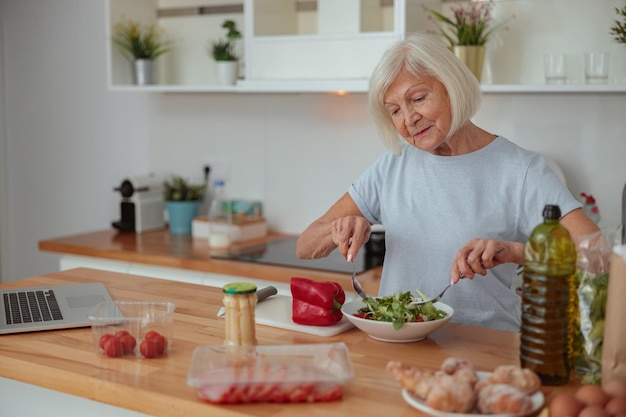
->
xmin=1 ymin=268 xmax=577 ymax=417
xmin=38 ymin=228 xmax=382 ymax=295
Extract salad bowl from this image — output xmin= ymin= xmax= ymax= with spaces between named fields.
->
xmin=341 ymin=299 xmax=453 ymax=343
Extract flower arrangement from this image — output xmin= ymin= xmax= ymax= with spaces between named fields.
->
xmin=211 ymin=20 xmax=242 ymax=61
xmin=427 ymin=0 xmax=510 ymax=46
xmin=112 ymin=17 xmax=172 ymax=61
xmin=610 ymin=5 xmax=626 ymax=44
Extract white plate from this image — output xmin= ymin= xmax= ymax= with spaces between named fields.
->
xmin=401 ymin=371 xmax=544 ymax=417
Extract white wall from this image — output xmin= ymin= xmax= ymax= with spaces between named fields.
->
xmin=0 ymin=17 xmax=7 ymax=281
xmin=0 ymin=0 xmax=625 ymax=282
xmin=0 ymin=0 xmax=154 ymax=281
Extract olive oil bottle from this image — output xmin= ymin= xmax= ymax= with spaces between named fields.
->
xmin=520 ymin=205 xmax=577 ymax=385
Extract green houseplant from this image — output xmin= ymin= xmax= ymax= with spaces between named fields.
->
xmin=112 ymin=17 xmax=172 ymax=60
xmin=610 ymin=5 xmax=626 ymax=44
xmin=210 ymin=20 xmax=242 ymax=85
xmin=112 ymin=16 xmax=172 ymax=85
xmin=163 ymin=176 xmax=205 ymax=235
xmin=211 ymin=19 xmax=242 ymax=61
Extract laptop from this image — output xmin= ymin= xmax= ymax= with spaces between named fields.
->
xmin=0 ymin=282 xmax=114 ymax=335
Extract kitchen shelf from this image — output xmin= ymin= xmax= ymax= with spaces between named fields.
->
xmin=480 ymin=84 xmax=626 ymax=94
xmin=109 ymin=82 xmax=626 ymax=94
xmin=107 ymin=1 xmax=626 ymax=95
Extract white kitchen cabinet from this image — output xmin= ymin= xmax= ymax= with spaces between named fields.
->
xmin=239 ymin=0 xmax=403 ymax=87
xmin=105 ymin=0 xmax=626 ymax=93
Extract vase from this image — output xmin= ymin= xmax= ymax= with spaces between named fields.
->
xmin=215 ymin=61 xmax=238 ymax=86
xmin=132 ymin=59 xmax=156 ymax=85
xmin=451 ymin=45 xmax=485 ymax=82
xmin=166 ymin=201 xmax=200 ymax=235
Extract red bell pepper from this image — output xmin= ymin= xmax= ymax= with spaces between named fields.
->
xmin=290 ymin=277 xmax=346 ymax=326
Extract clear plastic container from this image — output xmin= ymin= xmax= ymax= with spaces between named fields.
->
xmin=88 ymin=301 xmax=176 ymax=358
xmin=186 ymin=343 xmax=355 ymax=404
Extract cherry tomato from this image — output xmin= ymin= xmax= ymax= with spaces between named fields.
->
xmin=118 ymin=334 xmax=137 ymax=354
xmin=144 ymin=331 xmax=166 ymax=354
xmin=103 ymin=336 xmax=123 ymax=358
xmin=140 ymin=339 xmax=159 ymax=358
xmin=144 ymin=330 xmax=161 ymax=340
xmin=114 ymin=330 xmax=130 ymax=339
xmin=99 ymin=333 xmax=115 ymax=349
xmin=152 ymin=334 xmax=166 ymax=354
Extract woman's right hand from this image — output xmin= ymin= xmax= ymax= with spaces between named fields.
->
xmin=296 ymin=193 xmax=369 ymax=261
xmin=331 ymin=215 xmax=371 ymax=262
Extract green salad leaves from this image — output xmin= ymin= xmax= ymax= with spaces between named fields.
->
xmin=356 ymin=290 xmax=448 ymax=330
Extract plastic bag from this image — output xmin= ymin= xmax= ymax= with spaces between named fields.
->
xmin=602 ymin=245 xmax=626 ymax=383
xmin=571 ymin=228 xmax=615 ymax=384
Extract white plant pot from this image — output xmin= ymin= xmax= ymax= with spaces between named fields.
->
xmin=215 ymin=61 xmax=238 ymax=86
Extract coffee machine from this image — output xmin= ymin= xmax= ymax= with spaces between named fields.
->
xmin=112 ymin=174 xmax=165 ymax=233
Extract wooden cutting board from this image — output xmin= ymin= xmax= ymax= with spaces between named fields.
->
xmin=254 ymin=295 xmax=355 ymax=337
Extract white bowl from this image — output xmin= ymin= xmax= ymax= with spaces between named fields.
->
xmin=341 ymin=299 xmax=454 ymax=343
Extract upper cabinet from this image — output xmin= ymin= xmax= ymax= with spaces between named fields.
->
xmin=105 ymin=0 xmax=626 ymax=93
xmin=239 ymin=0 xmax=403 ymax=90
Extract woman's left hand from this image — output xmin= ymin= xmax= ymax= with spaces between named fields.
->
xmin=450 ymin=239 xmax=524 ymax=284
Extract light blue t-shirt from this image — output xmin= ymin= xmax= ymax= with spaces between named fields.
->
xmin=348 ymin=136 xmax=580 ymax=331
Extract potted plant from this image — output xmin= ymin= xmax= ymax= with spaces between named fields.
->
xmin=112 ymin=16 xmax=173 ymax=85
xmin=426 ymin=1 xmax=513 ymax=81
xmin=163 ymin=175 xmax=205 ymax=235
xmin=210 ymin=19 xmax=242 ymax=85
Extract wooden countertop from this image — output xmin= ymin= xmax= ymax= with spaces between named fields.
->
xmin=1 ymin=268 xmax=575 ymax=417
xmin=38 ymin=228 xmax=382 ymax=294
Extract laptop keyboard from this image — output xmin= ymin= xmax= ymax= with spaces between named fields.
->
xmin=3 ymin=289 xmax=64 ymax=325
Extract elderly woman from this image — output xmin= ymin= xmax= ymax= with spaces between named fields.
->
xmin=296 ymin=34 xmax=599 ymax=331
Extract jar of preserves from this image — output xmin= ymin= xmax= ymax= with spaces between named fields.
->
xmin=222 ymin=282 xmax=258 ymax=346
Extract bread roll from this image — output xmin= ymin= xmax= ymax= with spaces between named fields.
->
xmin=386 ymin=360 xmax=436 ymax=399
xmin=476 ymin=364 xmax=541 ymax=394
xmin=477 ymin=383 xmax=535 ymax=414
xmin=426 ymin=373 xmax=477 ymax=413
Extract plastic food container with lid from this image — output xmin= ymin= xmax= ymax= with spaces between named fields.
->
xmin=186 ymin=342 xmax=355 ymax=404
xmin=88 ymin=300 xmax=175 ymax=358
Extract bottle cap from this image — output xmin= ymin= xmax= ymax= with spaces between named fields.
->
xmin=223 ymin=282 xmax=257 ymax=295
xmin=543 ymin=204 xmax=561 ymax=219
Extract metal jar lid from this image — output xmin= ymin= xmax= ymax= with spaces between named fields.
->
xmin=222 ymin=282 xmax=257 ymax=295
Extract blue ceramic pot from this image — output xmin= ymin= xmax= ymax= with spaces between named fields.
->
xmin=166 ymin=200 xmax=200 ymax=235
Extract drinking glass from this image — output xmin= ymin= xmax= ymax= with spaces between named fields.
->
xmin=584 ymin=52 xmax=610 ymax=84
xmin=543 ymin=54 xmax=567 ymax=85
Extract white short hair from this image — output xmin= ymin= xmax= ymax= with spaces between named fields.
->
xmin=368 ymin=34 xmax=482 ymax=154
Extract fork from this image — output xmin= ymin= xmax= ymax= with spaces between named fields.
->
xmin=351 ymin=262 xmax=367 ymax=299
xmin=409 ymin=284 xmax=452 ymax=306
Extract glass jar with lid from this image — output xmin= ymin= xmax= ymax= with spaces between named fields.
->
xmin=222 ymin=282 xmax=258 ymax=346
